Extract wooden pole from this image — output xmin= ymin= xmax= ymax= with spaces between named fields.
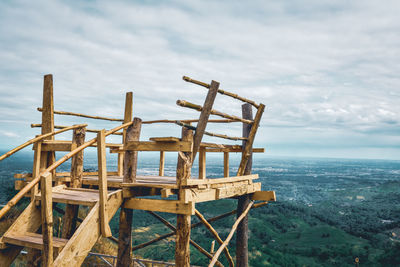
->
xmin=119 ymin=92 xmax=133 ymax=176
xmin=209 ymin=202 xmax=254 ymax=267
xmin=175 ymin=121 xmax=246 ymax=141
xmin=199 ymin=147 xmax=206 ymax=179
xmin=236 ymin=103 xmax=253 ymax=267
xmin=41 ymin=172 xmax=53 ymax=267
xmin=223 ymin=152 xmax=229 ymax=177
xmin=62 ymin=127 xmax=86 ymax=239
xmin=176 ymin=126 xmax=194 ymax=267
xmin=98 ymin=130 xmax=112 ymax=237
xmin=159 ymin=151 xmax=165 ymax=176
xmin=194 ymin=210 xmax=234 ymax=267
xmin=37 ymin=107 xmax=124 ymax=122
xmin=117 ymin=118 xmax=141 ymax=267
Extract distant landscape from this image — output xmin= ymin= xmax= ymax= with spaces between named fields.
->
xmin=1 ymin=151 xmax=399 ymax=266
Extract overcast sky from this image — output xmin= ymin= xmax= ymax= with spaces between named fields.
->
xmin=0 ymin=0 xmax=399 ymax=160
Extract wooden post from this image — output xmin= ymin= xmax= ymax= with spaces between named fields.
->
xmin=159 ymin=151 xmax=165 ymax=176
xmin=176 ymin=126 xmax=193 ymax=267
xmin=98 ymin=130 xmax=112 ymax=237
xmin=117 ymin=117 xmax=141 ymax=267
xmin=192 ymin=80 xmax=219 ymax=160
xmin=199 ymin=147 xmax=206 ymax=179
xmin=41 ymin=172 xmax=53 ymax=267
xmin=236 ymin=103 xmax=253 ymax=267
xmin=119 ymin=92 xmax=133 ymax=176
xmin=31 ymin=141 xmax=41 ymax=201
xmin=62 ymin=127 xmax=86 ymax=239
xmin=223 ymin=152 xmax=229 ymax=177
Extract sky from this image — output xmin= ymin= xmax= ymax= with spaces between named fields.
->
xmin=0 ymin=0 xmax=399 ymax=160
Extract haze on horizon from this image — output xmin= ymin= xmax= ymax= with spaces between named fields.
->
xmin=0 ymin=0 xmax=399 ymax=160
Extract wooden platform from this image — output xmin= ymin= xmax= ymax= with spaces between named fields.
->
xmin=3 ymin=232 xmax=68 ymax=253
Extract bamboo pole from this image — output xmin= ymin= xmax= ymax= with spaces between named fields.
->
xmin=182 ymin=76 xmax=260 ymax=108
xmin=37 ymin=107 xmax=124 ymax=122
xmin=132 ymin=202 xmax=268 ymax=252
xmin=175 ymin=121 xmax=247 ymax=141
xmin=0 ymin=124 xmax=87 ymax=162
xmin=194 ymin=210 xmax=234 ymax=267
xmin=177 ymin=100 xmax=253 ymax=125
xmin=0 ymin=121 xmax=133 ymax=220
xmin=31 ymin=124 xmax=123 ymax=136
xmin=209 ymin=201 xmax=254 ymax=267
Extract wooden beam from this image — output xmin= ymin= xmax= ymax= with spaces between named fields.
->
xmin=177 ymin=100 xmax=253 ymax=124
xmin=209 ymin=201 xmax=254 ymax=267
xmin=120 ymin=92 xmax=133 ymax=176
xmin=194 ymin=210 xmax=234 ymax=267
xmin=223 ymin=152 xmax=229 ymax=177
xmin=251 ymin=191 xmax=276 ymax=201
xmin=98 ymin=130 xmax=112 ymax=237
xmin=205 ymin=147 xmax=264 ymax=153
xmin=38 ymin=107 xmax=124 ymax=122
xmin=192 ymin=80 xmax=219 ymax=160
xmin=125 ymin=141 xmax=192 ymax=152
xmin=236 ymin=103 xmax=253 ymax=267
xmin=31 ymin=124 xmax=123 ymax=135
xmin=182 ymin=174 xmax=258 ymax=186
xmin=41 ymin=172 xmax=53 ymax=267
xmin=123 ymin=118 xmax=142 ymax=183
xmin=124 ymin=198 xmax=194 ymax=215
xmin=199 ymin=147 xmax=206 ymax=179
xmin=182 ymin=76 xmax=260 ymax=108
xmin=159 ymin=151 xmax=165 ymax=176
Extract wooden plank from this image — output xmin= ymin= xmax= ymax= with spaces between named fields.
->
xmin=199 ymin=147 xmax=206 ymax=179
xmin=216 ymin=183 xmax=261 ymax=200
xmin=205 ymin=147 xmax=265 ymax=153
xmin=53 ymin=191 xmax=123 ymax=267
xmin=182 ymin=174 xmax=258 ymax=186
xmin=251 ymin=191 xmax=276 ymax=201
xmin=41 ymin=172 xmax=53 ymax=266
xmin=150 ymin=136 xmax=180 ymax=142
xmin=123 ymin=118 xmax=142 ymax=183
xmin=3 ymin=232 xmax=68 ymax=252
xmin=236 ymin=104 xmax=265 ymax=176
xmin=125 ymin=141 xmax=192 ymax=152
xmin=97 ymin=130 xmax=112 ymax=237
xmin=159 ymin=151 xmax=165 ymax=176
xmin=124 ymin=198 xmax=194 ymax=215
xmin=223 ymin=152 xmax=229 ymax=177
xmin=192 ymin=80 xmax=219 ymax=160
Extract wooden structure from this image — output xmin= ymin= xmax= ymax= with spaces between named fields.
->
xmin=0 ymin=74 xmax=276 ymax=266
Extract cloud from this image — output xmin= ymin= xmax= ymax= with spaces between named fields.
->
xmin=0 ymin=0 xmax=399 ymax=159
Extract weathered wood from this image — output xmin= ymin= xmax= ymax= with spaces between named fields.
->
xmin=123 ymin=118 xmax=142 ymax=183
xmin=38 ymin=107 xmax=124 ymax=122
xmin=175 ymin=121 xmax=247 ymax=141
xmin=194 ymin=210 xmax=234 ymax=267
xmin=236 ymin=103 xmax=253 ymax=267
xmin=251 ymin=191 xmax=276 ymax=201
xmin=124 ymin=198 xmax=194 ymax=215
xmin=177 ymin=100 xmax=253 ymax=124
xmin=205 ymin=148 xmax=264 ymax=153
xmin=0 ymin=124 xmax=86 ymax=162
xmin=199 ymin=147 xmax=206 ymax=179
xmin=98 ymin=130 xmax=112 ymax=237
xmin=159 ymin=151 xmax=165 ymax=176
xmin=150 ymin=136 xmax=180 ymax=142
xmin=182 ymin=174 xmax=258 ymax=186
xmin=31 ymin=141 xmax=41 ymax=202
xmin=224 ymin=152 xmax=229 ymax=177
xmin=3 ymin=232 xmax=68 ymax=252
xmin=142 ymin=119 xmax=237 ymax=124
xmin=236 ymin=104 xmax=265 ymax=176
xmin=41 ymin=172 xmax=53 ymax=267
xmin=183 ymin=76 xmax=260 ymax=108
xmin=209 ymin=201 xmax=254 ymax=267
xmin=71 ymin=127 xmax=86 ymax=188
xmin=117 ymin=207 xmax=133 ymax=267
xmin=120 ymin=92 xmax=133 ymax=176
xmin=53 ymin=191 xmax=123 ymax=266
xmin=125 ymin=141 xmax=192 ymax=152
xmin=192 ymin=80 xmax=219 ymax=160
xmin=176 ymin=126 xmax=194 ymax=186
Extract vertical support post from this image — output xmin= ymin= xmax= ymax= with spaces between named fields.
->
xmin=192 ymin=80 xmax=219 ymax=160
xmin=159 ymin=151 xmax=165 ymax=176
xmin=117 ymin=117 xmax=141 ymax=267
xmin=118 ymin=92 xmax=133 ymax=176
xmin=62 ymin=127 xmax=86 ymax=239
xmin=198 ymin=147 xmax=206 ymax=179
xmin=41 ymin=172 xmax=53 ymax=267
xmin=236 ymin=103 xmax=253 ymax=267
xmin=223 ymin=152 xmax=229 ymax=178
xmin=98 ymin=130 xmax=112 ymax=237
xmin=176 ymin=126 xmax=193 ymax=267
xmin=31 ymin=141 xmax=41 ymax=201
xmin=40 ymin=74 xmax=55 ymax=176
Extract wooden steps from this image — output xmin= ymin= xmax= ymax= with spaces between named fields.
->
xmin=2 ymin=232 xmax=68 ymax=253
xmin=35 ymin=186 xmax=115 ymax=206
